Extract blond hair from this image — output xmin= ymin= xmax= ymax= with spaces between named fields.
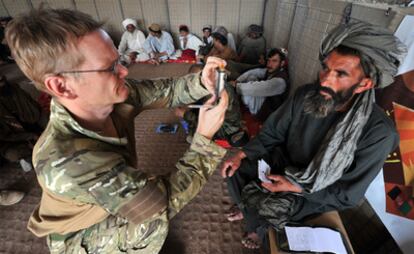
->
xmin=5 ymin=8 xmax=103 ymax=91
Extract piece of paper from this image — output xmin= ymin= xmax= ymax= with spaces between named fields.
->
xmin=395 ymin=15 xmax=414 ymax=75
xmin=258 ymin=159 xmax=271 ymax=183
xmin=285 ymin=226 xmax=347 ymax=254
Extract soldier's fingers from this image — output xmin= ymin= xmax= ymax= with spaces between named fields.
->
xmin=206 ymin=56 xmax=227 ymax=68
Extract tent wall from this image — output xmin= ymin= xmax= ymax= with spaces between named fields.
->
xmin=1 ymin=0 xmax=413 ymax=90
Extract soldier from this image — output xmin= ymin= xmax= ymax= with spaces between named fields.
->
xmin=6 ymin=8 xmax=228 ymax=253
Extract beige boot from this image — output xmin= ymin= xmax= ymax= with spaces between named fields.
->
xmin=0 ymin=190 xmax=25 ymax=206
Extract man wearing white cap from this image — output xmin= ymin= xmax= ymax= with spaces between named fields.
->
xmin=118 ymin=18 xmax=149 ymax=64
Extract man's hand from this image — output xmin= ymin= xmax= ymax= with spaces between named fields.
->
xmin=261 ymin=174 xmax=302 ymax=193
xmin=220 ymin=150 xmax=247 ymax=178
xmin=196 ymin=90 xmax=228 ymax=140
xmin=201 ymin=56 xmax=227 ymax=97
xmin=148 ymin=58 xmax=160 ymax=65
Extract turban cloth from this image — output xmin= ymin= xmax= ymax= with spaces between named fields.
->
xmin=320 ymin=21 xmax=407 ymax=88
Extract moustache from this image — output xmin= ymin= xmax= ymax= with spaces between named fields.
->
xmin=316 ymin=86 xmax=339 ymax=102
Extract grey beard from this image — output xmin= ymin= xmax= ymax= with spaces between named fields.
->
xmin=303 ymin=90 xmax=335 ymax=118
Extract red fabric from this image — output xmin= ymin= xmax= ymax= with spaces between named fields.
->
xmin=240 ymin=105 xmax=263 ymax=138
xmin=214 ymin=139 xmax=232 ymax=149
xmin=166 ymin=49 xmax=197 ymax=64
xmin=135 ymin=50 xmax=197 ymax=64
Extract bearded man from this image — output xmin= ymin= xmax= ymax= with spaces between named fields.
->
xmin=220 ymin=21 xmax=406 ymax=249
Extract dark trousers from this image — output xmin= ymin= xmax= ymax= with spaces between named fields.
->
xmin=226 ymin=158 xmax=269 ymax=242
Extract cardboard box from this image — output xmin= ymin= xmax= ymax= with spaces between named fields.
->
xmin=269 ymin=211 xmax=354 ymax=254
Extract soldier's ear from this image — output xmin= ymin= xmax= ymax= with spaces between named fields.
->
xmin=44 ymin=75 xmax=77 ymax=99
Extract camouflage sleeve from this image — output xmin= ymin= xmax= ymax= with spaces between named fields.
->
xmin=36 ymin=132 xmax=226 ymax=225
xmin=124 ymin=72 xmax=210 ymax=111
xmin=166 ymin=132 xmax=227 ymax=218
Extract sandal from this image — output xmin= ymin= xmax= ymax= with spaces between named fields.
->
xmin=241 ymin=233 xmax=261 ymax=249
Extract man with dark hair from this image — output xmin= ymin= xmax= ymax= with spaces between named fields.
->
xmin=7 ymin=8 xmax=229 ymax=253
xmin=144 ymin=23 xmax=175 ymax=64
xmin=203 ymin=26 xmax=239 ymax=62
xmin=197 ymin=25 xmax=214 ymax=59
xmin=221 ymin=21 xmax=405 ymax=249
xmin=202 ymin=25 xmax=213 ymax=46
xmin=232 ymin=48 xmax=289 ymax=121
xmin=178 ymin=24 xmax=203 ymax=57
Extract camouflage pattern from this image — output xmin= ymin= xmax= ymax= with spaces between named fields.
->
xmin=31 ymin=73 xmax=227 ymax=253
xmin=184 ymin=83 xmax=242 ymax=140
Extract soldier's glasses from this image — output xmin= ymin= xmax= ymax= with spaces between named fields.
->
xmin=57 ymin=57 xmax=121 ymax=76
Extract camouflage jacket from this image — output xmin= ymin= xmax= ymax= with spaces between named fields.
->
xmin=28 ymin=74 xmax=227 ymax=253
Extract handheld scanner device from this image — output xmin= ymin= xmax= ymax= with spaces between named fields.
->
xmin=215 ymin=64 xmax=226 ymax=102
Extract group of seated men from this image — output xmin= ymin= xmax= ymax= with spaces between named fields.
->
xmin=118 ymin=18 xmax=266 ymax=66
xmin=117 ymin=18 xmax=289 ymax=147
xmin=3 ymin=7 xmax=407 ymax=254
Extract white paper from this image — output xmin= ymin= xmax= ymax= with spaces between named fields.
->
xmin=258 ymin=159 xmax=271 ymax=183
xmin=395 ymin=15 xmax=414 ymax=75
xmin=285 ymin=226 xmax=348 ymax=254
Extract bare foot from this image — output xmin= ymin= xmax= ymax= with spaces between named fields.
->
xmin=241 ymin=232 xmax=260 ymax=249
xmin=225 ymin=204 xmax=244 ymax=222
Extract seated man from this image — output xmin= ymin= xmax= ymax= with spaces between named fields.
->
xmin=0 ymin=75 xmax=43 ymax=206
xmin=221 ymin=21 xmax=404 ymax=249
xmin=198 ymin=25 xmax=213 ymax=58
xmin=7 ymin=8 xmax=229 ymax=253
xmin=202 ymin=25 xmax=213 ymax=46
xmin=178 ymin=25 xmax=203 ymax=59
xmin=201 ymin=26 xmax=239 ymax=62
xmin=238 ymin=24 xmax=266 ymax=65
xmin=118 ymin=18 xmax=148 ymax=65
xmin=233 ymin=48 xmax=289 ymax=121
xmin=144 ymin=23 xmax=175 ymax=63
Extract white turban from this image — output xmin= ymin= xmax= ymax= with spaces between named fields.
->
xmin=122 ymin=18 xmax=137 ymax=30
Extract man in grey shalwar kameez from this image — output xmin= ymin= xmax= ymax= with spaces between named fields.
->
xmin=220 ymin=21 xmax=406 ymax=249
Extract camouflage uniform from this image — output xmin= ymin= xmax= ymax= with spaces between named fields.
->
xmin=28 ymin=73 xmax=227 ymax=253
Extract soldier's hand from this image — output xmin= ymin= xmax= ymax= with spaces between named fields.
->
xmin=220 ymin=150 xmax=246 ymax=178
xmin=201 ymin=57 xmax=227 ymax=97
xmin=196 ymin=90 xmax=228 ymax=140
